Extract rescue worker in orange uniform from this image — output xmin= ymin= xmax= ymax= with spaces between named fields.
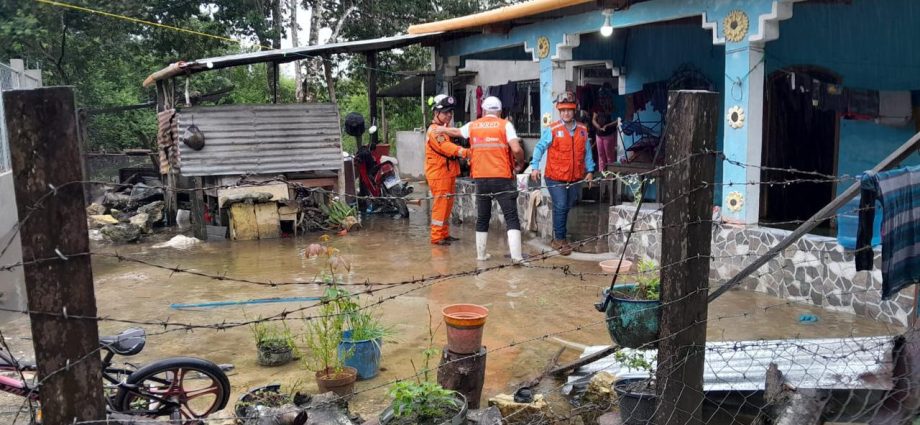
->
xmin=530 ymin=91 xmax=596 ymax=255
xmin=425 ymin=95 xmax=469 ymax=245
xmin=437 ymin=96 xmax=526 ymax=262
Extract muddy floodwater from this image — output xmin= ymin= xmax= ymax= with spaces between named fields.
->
xmin=0 ymin=204 xmax=902 ymax=421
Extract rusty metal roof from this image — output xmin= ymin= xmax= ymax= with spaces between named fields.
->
xmin=176 ymin=104 xmax=342 ymax=177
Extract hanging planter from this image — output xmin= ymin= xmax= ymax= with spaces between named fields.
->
xmin=600 ymin=259 xmax=660 ymax=349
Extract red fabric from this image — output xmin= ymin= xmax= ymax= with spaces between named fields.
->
xmin=545 ymin=122 xmax=588 ymax=182
xmin=476 ymin=86 xmax=483 ymax=118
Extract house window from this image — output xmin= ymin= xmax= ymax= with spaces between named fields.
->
xmin=510 ymin=80 xmax=541 ymax=136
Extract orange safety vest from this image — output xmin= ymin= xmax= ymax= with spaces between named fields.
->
xmin=468 ymin=115 xmax=514 ymax=179
xmin=545 ymin=121 xmax=588 ymax=183
xmin=425 ymin=123 xmax=464 ymax=180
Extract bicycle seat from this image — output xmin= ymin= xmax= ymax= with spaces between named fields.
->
xmin=100 ymin=328 xmax=146 ymax=356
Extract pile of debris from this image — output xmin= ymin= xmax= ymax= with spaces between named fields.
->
xmin=87 ymin=178 xmax=166 ymax=243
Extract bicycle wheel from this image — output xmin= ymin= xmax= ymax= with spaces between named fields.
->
xmin=112 ymin=357 xmax=230 ymax=422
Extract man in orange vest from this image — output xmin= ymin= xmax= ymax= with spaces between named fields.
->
xmin=530 ymin=91 xmax=595 ymax=256
xmin=437 ymin=96 xmax=525 ymax=262
xmin=425 ymin=95 xmax=469 ymax=245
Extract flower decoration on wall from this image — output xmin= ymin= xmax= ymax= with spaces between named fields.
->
xmin=727 ymin=105 xmax=745 ymax=129
xmin=536 ymin=36 xmax=550 ymax=59
xmin=542 ymin=112 xmax=553 ymax=127
xmin=723 ymin=10 xmax=749 ymax=43
xmin=726 ymin=192 xmax=744 ymax=213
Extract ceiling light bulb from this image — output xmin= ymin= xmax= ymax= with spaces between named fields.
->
xmin=600 ymin=10 xmax=614 ymax=37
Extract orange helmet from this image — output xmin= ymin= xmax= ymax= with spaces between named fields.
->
xmin=554 ymin=91 xmax=577 ymax=110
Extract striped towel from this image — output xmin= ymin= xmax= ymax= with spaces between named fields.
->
xmin=856 ymin=165 xmax=920 ymax=300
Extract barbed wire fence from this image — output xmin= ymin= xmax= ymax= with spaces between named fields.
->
xmin=1 ymin=92 xmax=918 ymax=425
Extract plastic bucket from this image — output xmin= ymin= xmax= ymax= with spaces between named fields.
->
xmin=443 ymin=304 xmax=489 ymax=354
xmin=339 ymin=330 xmax=382 ymax=380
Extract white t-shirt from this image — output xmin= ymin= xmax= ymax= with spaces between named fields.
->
xmin=459 ymin=120 xmax=519 ymax=141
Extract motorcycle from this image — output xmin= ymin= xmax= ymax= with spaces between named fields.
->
xmin=344 ymin=112 xmax=412 ymax=218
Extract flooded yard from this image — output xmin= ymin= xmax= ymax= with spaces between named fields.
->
xmin=0 ymin=205 xmax=902 ymax=421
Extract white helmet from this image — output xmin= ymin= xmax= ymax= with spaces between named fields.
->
xmin=481 ymin=96 xmax=502 ymax=112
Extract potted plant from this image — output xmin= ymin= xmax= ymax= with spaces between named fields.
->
xmin=379 ymin=308 xmax=467 ymax=425
xmin=250 ymin=320 xmax=297 ymax=367
xmin=612 ymin=351 xmax=657 ymax=425
xmin=602 ymin=258 xmax=661 ymax=349
xmin=337 ymin=294 xmax=392 ymax=381
xmin=303 ymin=293 xmax=357 ymax=397
xmin=235 ymin=381 xmax=311 ymax=424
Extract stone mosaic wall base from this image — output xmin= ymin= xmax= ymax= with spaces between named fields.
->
xmin=453 ymin=179 xmax=554 ymax=239
xmin=607 ymin=205 xmax=913 ymax=327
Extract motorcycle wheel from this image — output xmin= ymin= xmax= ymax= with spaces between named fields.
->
xmin=385 ymin=186 xmax=409 ymax=218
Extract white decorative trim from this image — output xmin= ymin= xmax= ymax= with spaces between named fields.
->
xmin=701 ymin=12 xmax=726 ymax=45
xmin=523 ymin=41 xmax=537 ymax=62
xmin=564 ymin=60 xmax=626 ymax=94
xmin=749 ymin=0 xmax=803 ymax=44
xmin=551 ymin=33 xmax=581 ymax=61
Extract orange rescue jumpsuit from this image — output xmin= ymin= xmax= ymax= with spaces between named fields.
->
xmin=425 ymin=122 xmax=468 ymax=244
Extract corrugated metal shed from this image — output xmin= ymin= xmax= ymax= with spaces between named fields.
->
xmin=568 ymin=336 xmax=897 ymax=392
xmin=176 ymin=104 xmax=342 ymax=177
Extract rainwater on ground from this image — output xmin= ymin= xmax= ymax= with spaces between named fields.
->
xmin=0 ymin=202 xmax=902 ymax=421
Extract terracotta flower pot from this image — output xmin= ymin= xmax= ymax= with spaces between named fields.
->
xmin=598 ymin=259 xmax=634 ymax=275
xmin=442 ymin=304 xmax=488 ymax=354
xmin=315 ymin=366 xmax=358 ymax=397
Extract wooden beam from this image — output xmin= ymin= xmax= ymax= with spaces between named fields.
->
xmin=190 ymin=177 xmax=207 ymax=240
xmin=655 ymin=90 xmax=719 ymax=425
xmin=5 ymin=87 xmax=106 ymax=424
xmin=367 ymin=52 xmax=379 ymax=146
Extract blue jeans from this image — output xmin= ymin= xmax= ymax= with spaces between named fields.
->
xmin=545 ymin=178 xmax=581 ymax=240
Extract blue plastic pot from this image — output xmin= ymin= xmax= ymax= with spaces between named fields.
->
xmin=338 ymin=330 xmax=382 ymax=380
xmin=602 ymin=285 xmax=660 ymax=349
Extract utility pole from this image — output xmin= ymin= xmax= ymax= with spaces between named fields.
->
xmin=655 ymin=90 xmax=718 ymax=425
xmin=5 ymin=86 xmax=105 ymax=423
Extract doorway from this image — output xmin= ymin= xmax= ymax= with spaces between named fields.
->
xmin=760 ymin=67 xmax=840 ymax=230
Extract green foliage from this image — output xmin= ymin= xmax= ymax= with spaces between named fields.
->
xmin=250 ymin=320 xmax=297 ymax=353
xmin=387 ymin=380 xmax=458 ymax=423
xmin=302 ymin=295 xmax=350 ymax=374
xmin=614 ymin=351 xmax=654 ymax=377
xmin=635 ymin=258 xmax=661 ymax=301
xmin=321 ymin=199 xmax=358 ymax=230
xmin=0 ymin=0 xmax=512 ymax=153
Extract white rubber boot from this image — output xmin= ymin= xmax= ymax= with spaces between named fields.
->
xmin=507 ymin=229 xmax=524 ymax=263
xmin=476 ymin=232 xmax=491 ymax=261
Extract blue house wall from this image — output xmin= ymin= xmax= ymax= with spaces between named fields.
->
xmin=767 ymin=0 xmax=920 ymax=195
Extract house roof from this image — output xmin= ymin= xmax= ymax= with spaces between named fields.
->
xmin=408 ymin=0 xmax=602 ymax=35
xmin=142 ymin=32 xmax=447 ymax=87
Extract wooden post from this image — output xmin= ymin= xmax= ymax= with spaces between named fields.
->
xmin=190 ymin=177 xmax=207 ymax=240
xmin=437 ymin=347 xmax=487 ymax=409
xmin=272 ymin=62 xmax=280 ymax=104
xmin=655 ymin=90 xmax=718 ymax=425
xmin=4 ymin=87 xmax=106 ymax=423
xmin=367 ymin=51 xmax=378 ymax=146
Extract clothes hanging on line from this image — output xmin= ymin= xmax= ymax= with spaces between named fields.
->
xmin=855 ymin=165 xmax=920 ymax=300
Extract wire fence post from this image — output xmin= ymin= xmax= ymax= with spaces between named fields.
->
xmin=4 ymin=86 xmax=106 ymax=423
xmin=655 ymin=90 xmax=719 ymax=425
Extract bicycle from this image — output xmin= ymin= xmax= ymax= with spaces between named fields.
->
xmin=0 ymin=327 xmax=231 ymax=424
